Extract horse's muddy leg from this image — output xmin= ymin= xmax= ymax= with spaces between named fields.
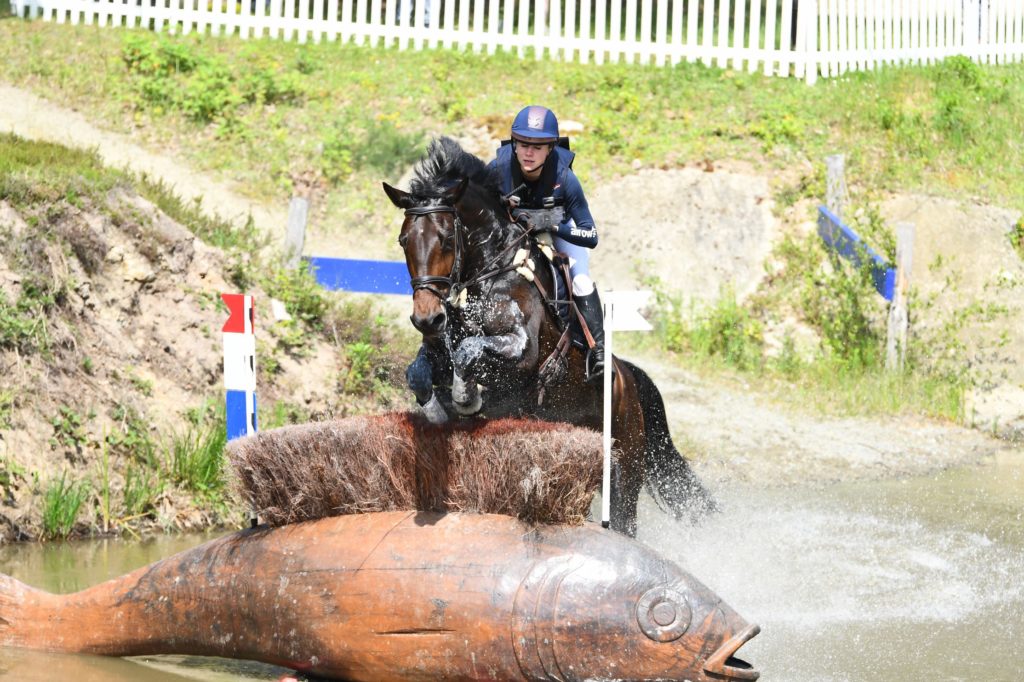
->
xmin=451 ymin=330 xmax=528 ymax=415
xmin=451 ymin=372 xmax=483 ymax=415
xmin=610 ymin=452 xmax=644 ymax=538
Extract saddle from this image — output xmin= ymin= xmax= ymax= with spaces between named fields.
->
xmin=509 ymin=208 xmax=594 ymax=347
xmin=508 ymin=212 xmax=598 ymax=403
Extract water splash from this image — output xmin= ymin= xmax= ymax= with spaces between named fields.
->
xmin=636 ymin=464 xmax=1024 ymax=681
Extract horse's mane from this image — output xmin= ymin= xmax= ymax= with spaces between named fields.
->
xmin=409 ymin=136 xmax=501 ymax=200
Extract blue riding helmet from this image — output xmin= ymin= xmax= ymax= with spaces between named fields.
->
xmin=511 ymin=105 xmax=559 ymax=143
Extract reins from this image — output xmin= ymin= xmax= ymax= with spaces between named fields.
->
xmin=404 ymin=201 xmax=533 ymax=306
xmin=403 ymin=193 xmax=581 ymax=406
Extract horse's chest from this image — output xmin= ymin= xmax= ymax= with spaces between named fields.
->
xmin=462 ymin=291 xmax=525 ymax=334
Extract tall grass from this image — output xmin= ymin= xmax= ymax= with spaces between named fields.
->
xmin=168 ymin=412 xmax=228 ymax=495
xmin=41 ymin=472 xmax=90 ymax=540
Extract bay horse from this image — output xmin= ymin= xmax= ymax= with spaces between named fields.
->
xmin=382 ymin=137 xmax=715 ymax=536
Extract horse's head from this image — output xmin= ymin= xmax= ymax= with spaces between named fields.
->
xmin=383 ymin=178 xmax=468 ymax=337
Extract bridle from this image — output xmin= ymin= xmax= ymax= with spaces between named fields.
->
xmin=404 ymin=204 xmax=464 ymax=302
xmin=403 ymin=198 xmax=534 ymax=307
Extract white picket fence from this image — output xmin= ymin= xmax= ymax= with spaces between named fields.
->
xmin=9 ymin=0 xmax=1024 ymax=84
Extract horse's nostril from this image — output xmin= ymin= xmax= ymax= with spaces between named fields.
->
xmin=412 ymin=311 xmax=446 ymax=334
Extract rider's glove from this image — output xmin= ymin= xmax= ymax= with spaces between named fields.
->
xmin=513 ymin=207 xmax=562 ymax=235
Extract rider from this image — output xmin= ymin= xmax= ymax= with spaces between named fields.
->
xmin=490 ymin=105 xmax=608 ymax=380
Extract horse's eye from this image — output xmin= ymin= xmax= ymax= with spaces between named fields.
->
xmin=398 ymin=233 xmax=409 ymax=247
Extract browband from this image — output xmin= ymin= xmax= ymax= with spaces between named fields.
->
xmin=405 ymin=205 xmax=456 ymax=216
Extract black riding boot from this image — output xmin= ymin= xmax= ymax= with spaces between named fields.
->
xmin=575 ymin=290 xmax=610 ymax=382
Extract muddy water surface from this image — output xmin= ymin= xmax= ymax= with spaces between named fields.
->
xmin=1 ymin=455 xmax=1022 ymax=681
xmin=0 ymin=532 xmax=286 ymax=682
xmin=644 ymin=452 xmax=1024 ymax=682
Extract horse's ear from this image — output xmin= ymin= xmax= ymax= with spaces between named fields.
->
xmin=443 ymin=177 xmax=469 ymax=205
xmin=382 ymin=182 xmax=415 ymax=209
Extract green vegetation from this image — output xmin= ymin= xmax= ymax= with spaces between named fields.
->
xmin=168 ymin=408 xmax=229 ymax=496
xmin=0 ymin=281 xmax=58 ymax=355
xmin=41 ymin=472 xmax=90 ymax=540
xmin=1012 ymin=217 xmax=1024 ymax=261
xmin=0 ymin=456 xmax=26 ymax=501
xmin=0 ymin=23 xmax=1021 ymax=213
xmin=0 ymin=390 xmax=15 ymax=429
xmin=50 ymin=406 xmax=92 ymax=455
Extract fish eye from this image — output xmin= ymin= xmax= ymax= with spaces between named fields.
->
xmin=636 ymin=587 xmax=691 ymax=642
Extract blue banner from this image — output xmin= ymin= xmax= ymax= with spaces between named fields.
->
xmin=306 ymin=257 xmax=412 ymax=295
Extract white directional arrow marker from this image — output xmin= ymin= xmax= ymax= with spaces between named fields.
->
xmin=601 ymin=290 xmax=653 ymax=530
xmin=605 ymin=290 xmax=654 ymax=331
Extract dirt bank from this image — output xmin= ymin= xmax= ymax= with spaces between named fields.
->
xmin=1 ymin=81 xmax=1020 ymax=508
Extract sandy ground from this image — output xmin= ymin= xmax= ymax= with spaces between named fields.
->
xmin=2 ymin=81 xmax=1021 ymax=488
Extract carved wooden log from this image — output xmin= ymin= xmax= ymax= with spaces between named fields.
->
xmin=0 ymin=512 xmax=759 ymax=681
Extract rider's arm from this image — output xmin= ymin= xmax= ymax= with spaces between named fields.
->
xmin=553 ymin=171 xmax=598 ymax=248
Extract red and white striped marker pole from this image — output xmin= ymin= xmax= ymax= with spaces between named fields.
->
xmin=222 ymin=294 xmax=257 ymax=441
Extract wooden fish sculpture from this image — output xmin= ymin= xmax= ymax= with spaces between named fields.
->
xmin=0 ymin=512 xmax=760 ymax=681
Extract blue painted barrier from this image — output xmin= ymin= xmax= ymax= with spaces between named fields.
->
xmin=306 ymin=256 xmax=412 ymax=295
xmin=816 ymin=205 xmax=896 ymax=301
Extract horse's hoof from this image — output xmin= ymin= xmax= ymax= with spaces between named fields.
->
xmin=420 ymin=395 xmax=449 ymax=424
xmin=453 ymin=395 xmax=482 ymax=415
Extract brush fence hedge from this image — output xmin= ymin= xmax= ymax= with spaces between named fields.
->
xmin=10 ymin=0 xmax=1024 ymax=83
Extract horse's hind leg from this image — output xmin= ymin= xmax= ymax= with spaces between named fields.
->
xmin=608 ymin=363 xmax=648 ymax=538
xmin=609 ymin=455 xmax=643 ymax=538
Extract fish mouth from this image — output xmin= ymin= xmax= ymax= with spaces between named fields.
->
xmin=703 ymin=622 xmax=761 ymax=681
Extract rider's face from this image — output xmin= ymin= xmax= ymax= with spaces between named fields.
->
xmin=514 ymin=141 xmax=552 ymax=180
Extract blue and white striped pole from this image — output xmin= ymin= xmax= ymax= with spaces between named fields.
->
xmin=222 ymin=293 xmax=257 ymax=441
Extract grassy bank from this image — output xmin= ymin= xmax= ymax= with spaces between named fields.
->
xmin=1 ymin=20 xmax=1023 ymax=211
xmin=1 ymin=133 xmax=415 ymax=540
xmin=0 ymin=19 xmax=1020 ymax=463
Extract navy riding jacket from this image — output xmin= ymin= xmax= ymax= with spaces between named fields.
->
xmin=488 ymin=144 xmax=598 ymax=248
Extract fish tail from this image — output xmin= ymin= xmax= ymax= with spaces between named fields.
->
xmin=0 ymin=573 xmax=45 ymax=647
xmin=0 ymin=573 xmax=29 ymax=643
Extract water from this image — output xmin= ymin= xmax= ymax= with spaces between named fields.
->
xmin=0 ymin=533 xmax=287 ymax=682
xmin=639 ymin=453 xmax=1024 ymax=682
xmin=1 ymin=457 xmax=1022 ymax=681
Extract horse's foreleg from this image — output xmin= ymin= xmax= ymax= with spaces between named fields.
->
xmin=451 ymin=328 xmax=529 ymax=415
xmin=406 ymin=343 xmax=436 ymax=405
xmin=407 ymin=339 xmax=453 ymax=423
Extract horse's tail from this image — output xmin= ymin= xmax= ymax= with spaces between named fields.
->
xmin=622 ymin=359 xmax=719 ymax=523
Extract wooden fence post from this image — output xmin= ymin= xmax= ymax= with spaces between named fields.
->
xmin=285 ymin=196 xmax=309 ymax=270
xmin=825 ymin=153 xmax=847 ymax=220
xmin=886 ymin=222 xmax=915 ymax=371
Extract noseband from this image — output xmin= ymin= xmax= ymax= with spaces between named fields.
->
xmin=404 ymin=204 xmax=464 ymax=303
